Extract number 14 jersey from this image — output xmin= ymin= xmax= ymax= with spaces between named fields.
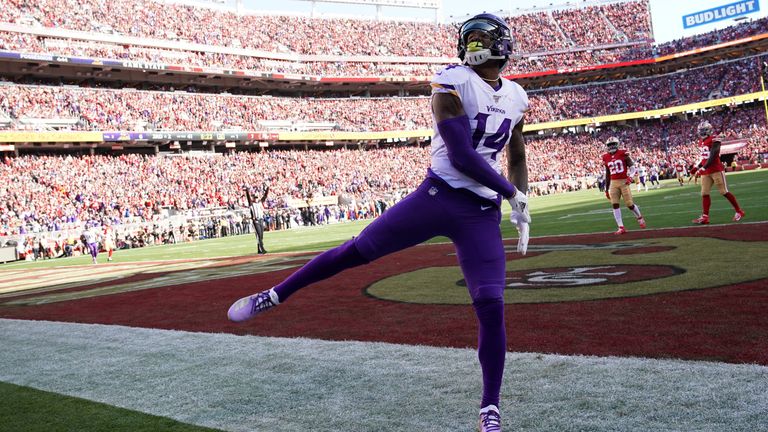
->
xmin=430 ymin=65 xmax=529 ymax=200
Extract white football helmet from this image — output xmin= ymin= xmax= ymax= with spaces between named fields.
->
xmin=697 ymin=121 xmax=713 ymax=138
xmin=606 ymin=137 xmax=619 ymax=154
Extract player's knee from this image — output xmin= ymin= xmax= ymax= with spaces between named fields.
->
xmin=472 ymin=295 xmax=504 ymax=325
xmin=335 ymin=239 xmax=370 ymax=266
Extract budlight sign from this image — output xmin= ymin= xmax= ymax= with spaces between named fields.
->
xmin=682 ymin=0 xmax=760 ymax=28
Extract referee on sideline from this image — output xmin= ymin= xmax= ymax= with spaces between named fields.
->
xmin=245 ymin=184 xmax=269 ymax=254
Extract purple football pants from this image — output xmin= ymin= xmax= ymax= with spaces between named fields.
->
xmin=273 ymin=174 xmax=507 ymax=408
xmin=88 ymin=242 xmax=99 ymax=259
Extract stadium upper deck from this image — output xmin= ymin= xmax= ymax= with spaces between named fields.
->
xmin=0 ymin=0 xmax=766 ymax=153
xmin=2 ymin=0 xmax=651 ymax=57
xmin=0 ymin=0 xmax=766 ymax=94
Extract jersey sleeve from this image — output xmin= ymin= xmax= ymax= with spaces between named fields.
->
xmin=509 ymin=81 xmax=530 ymax=114
xmin=430 ymin=66 xmax=470 ymax=99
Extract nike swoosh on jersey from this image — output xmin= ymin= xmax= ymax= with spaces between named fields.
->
xmin=481 ymin=205 xmax=493 ymax=210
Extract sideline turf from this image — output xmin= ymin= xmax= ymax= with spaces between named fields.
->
xmin=2 ymin=319 xmax=767 ymax=432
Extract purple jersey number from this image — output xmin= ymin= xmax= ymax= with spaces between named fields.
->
xmin=472 ymin=113 xmax=512 ymax=160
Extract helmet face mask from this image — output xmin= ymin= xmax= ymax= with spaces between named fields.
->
xmin=606 ymin=137 xmax=620 ymax=154
xmin=457 ymin=14 xmax=514 ymax=70
xmin=697 ymin=121 xmax=713 ymax=138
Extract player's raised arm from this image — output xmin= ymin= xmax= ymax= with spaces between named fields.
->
xmin=506 ymin=118 xmax=527 ymax=194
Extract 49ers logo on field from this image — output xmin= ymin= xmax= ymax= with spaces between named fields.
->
xmin=457 ymin=265 xmax=683 ymax=288
xmin=366 ymin=236 xmax=768 ymax=304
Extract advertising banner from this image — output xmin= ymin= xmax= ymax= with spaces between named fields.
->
xmin=0 ymin=131 xmax=103 ymax=143
xmin=682 ymin=0 xmax=760 ymax=29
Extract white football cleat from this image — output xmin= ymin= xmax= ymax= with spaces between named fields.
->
xmin=228 ymin=288 xmax=280 ymax=323
xmin=479 ymin=405 xmax=501 ymax=432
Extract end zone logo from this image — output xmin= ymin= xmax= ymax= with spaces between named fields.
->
xmin=367 ymin=236 xmax=768 ymax=304
xmin=456 ymin=265 xmax=683 ymax=288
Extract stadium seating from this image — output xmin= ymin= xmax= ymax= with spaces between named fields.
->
xmin=2 ymin=53 xmax=764 ymax=131
xmin=2 ymin=105 xmax=766 ymax=238
xmin=2 ymin=0 xmax=768 ymax=247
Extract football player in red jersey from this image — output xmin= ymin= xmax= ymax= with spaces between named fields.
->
xmin=674 ymin=159 xmax=687 ymax=186
xmin=103 ymin=223 xmax=116 ymax=261
xmin=691 ymin=121 xmax=745 ymax=224
xmin=601 ymin=137 xmax=646 ymax=234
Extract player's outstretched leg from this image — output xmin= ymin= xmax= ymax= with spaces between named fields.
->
xmin=227 ymin=180 xmax=444 ymax=323
xmin=227 ymin=239 xmax=367 ymax=322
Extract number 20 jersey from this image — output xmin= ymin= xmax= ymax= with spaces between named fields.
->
xmin=602 ymin=149 xmax=630 ymax=180
xmin=430 ymin=65 xmax=529 ymax=200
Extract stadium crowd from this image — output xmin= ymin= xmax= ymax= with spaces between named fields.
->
xmin=0 ymin=85 xmax=433 ymax=132
xmin=2 ymin=0 xmax=651 ymax=57
xmin=0 ymin=0 xmax=654 ymax=78
xmin=0 ymin=30 xmax=654 ymax=77
xmin=1 ymin=54 xmax=764 ymax=131
xmin=3 ymin=106 xmax=767 ymax=242
xmin=0 ymin=146 xmax=425 ymax=238
xmin=1 ymin=2 xmax=765 ymax=78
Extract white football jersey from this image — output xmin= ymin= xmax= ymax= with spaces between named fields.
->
xmin=430 ymin=65 xmax=528 ymax=200
xmin=82 ymin=229 xmax=97 ymax=244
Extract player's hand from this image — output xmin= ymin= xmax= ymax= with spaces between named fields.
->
xmin=507 ymin=190 xmax=530 ymax=224
xmin=605 ymin=190 xmax=611 ymax=200
xmin=625 ymin=178 xmax=633 ymax=185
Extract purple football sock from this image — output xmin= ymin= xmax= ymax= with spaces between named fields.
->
xmin=273 ymin=239 xmax=368 ymax=301
xmin=474 ymin=298 xmax=506 ymax=408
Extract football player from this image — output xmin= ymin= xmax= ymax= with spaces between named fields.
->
xmin=674 ymin=159 xmax=687 ymax=186
xmin=228 ymin=14 xmax=527 ymax=431
xmin=691 ymin=121 xmax=744 ymax=224
xmin=601 ymin=137 xmax=646 ymax=234
xmin=649 ymin=163 xmax=660 ymax=189
xmin=81 ymin=223 xmax=100 ymax=264
xmin=103 ymin=223 xmax=116 ymax=261
xmin=636 ymin=163 xmax=648 ymax=192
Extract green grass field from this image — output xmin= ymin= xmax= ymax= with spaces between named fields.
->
xmin=1 ymin=169 xmax=767 ymax=432
xmin=0 ymin=381 xmax=220 ymax=432
xmin=4 ymin=169 xmax=767 ymax=270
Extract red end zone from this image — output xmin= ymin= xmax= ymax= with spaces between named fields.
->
xmin=2 ymin=223 xmax=767 ymax=365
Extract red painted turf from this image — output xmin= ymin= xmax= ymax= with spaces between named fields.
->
xmin=2 ymin=224 xmax=767 ymax=365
